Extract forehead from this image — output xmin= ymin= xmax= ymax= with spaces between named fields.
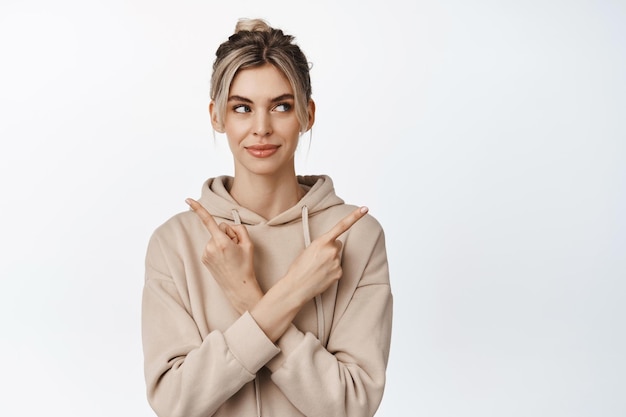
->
xmin=229 ymin=64 xmax=293 ymax=98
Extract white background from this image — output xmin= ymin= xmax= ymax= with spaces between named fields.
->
xmin=1 ymin=0 xmax=624 ymax=416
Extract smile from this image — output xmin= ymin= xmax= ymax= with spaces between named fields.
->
xmin=245 ymin=144 xmax=280 ymax=158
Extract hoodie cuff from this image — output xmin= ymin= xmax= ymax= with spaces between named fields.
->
xmin=224 ymin=311 xmax=280 ymax=374
xmin=265 ymin=324 xmax=306 ymax=372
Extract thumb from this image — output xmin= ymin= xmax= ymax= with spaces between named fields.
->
xmin=231 ymin=224 xmax=253 ymax=247
xmin=219 ymin=222 xmax=239 ymax=243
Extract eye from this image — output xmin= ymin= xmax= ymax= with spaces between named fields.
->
xmin=273 ymin=103 xmax=292 ymax=112
xmin=233 ymin=104 xmax=251 ymax=113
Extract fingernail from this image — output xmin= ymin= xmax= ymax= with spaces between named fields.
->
xmin=185 ymin=198 xmax=193 ymax=208
xmin=360 ymin=206 xmax=369 ymax=214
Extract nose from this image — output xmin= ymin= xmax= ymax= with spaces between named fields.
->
xmin=253 ymin=112 xmax=272 ymax=136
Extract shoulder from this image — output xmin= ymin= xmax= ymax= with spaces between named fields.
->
xmin=144 ymin=209 xmax=211 ymax=279
xmin=147 ymin=210 xmax=206 ymax=254
xmin=325 ymin=205 xmax=389 ymax=287
xmin=321 ymin=203 xmax=384 ymax=233
xmin=311 ymin=203 xmax=385 ymax=248
xmin=151 ymin=209 xmax=197 ymax=238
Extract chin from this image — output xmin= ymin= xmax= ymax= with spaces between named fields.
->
xmin=238 ymin=162 xmax=293 ymax=178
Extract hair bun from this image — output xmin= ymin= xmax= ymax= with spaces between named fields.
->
xmin=235 ymin=18 xmax=272 ymax=33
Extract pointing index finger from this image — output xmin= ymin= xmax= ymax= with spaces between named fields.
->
xmin=324 ymin=206 xmax=369 ymax=241
xmin=186 ymin=198 xmax=221 ymax=235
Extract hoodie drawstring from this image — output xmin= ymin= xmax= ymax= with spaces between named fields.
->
xmin=302 ymin=205 xmax=326 ymax=346
xmin=232 ymin=209 xmax=262 ymax=417
xmin=231 ymin=209 xmax=242 ymax=225
xmin=232 ymin=206 xmax=325 ymax=417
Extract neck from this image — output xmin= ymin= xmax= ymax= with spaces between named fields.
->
xmin=229 ymin=171 xmax=305 ymax=220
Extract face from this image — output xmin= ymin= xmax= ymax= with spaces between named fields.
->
xmin=210 ymin=64 xmax=314 ymax=179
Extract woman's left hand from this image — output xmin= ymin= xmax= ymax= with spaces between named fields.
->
xmin=186 ymin=198 xmax=263 ymax=314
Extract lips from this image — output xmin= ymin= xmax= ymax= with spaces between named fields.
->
xmin=245 ymin=144 xmax=280 ymax=158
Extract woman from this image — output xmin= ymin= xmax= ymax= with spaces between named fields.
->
xmin=142 ymin=18 xmax=392 ymax=417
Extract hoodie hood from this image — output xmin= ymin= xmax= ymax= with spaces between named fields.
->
xmin=198 ymin=175 xmax=344 ymax=226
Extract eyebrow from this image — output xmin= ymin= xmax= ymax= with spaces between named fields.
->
xmin=227 ymin=94 xmax=294 ymax=103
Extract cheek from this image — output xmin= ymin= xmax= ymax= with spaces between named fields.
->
xmin=277 ymin=118 xmax=302 ymax=135
xmin=224 ymin=122 xmax=248 ymax=142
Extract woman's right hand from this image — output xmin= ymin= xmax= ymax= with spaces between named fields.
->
xmin=248 ymin=206 xmax=369 ymax=342
xmin=186 ymin=198 xmax=263 ymax=314
xmin=283 ymin=206 xmax=369 ymax=306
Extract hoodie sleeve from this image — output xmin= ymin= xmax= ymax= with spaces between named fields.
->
xmin=142 ymin=232 xmax=280 ymax=417
xmin=265 ymin=218 xmax=393 ymax=417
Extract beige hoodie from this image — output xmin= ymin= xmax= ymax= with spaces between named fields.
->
xmin=142 ymin=175 xmax=392 ymax=417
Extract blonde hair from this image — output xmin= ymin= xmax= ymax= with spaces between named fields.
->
xmin=210 ymin=19 xmax=312 ymax=132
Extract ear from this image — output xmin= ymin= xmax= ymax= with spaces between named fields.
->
xmin=306 ymin=99 xmax=316 ymax=131
xmin=209 ymin=101 xmax=225 ymax=133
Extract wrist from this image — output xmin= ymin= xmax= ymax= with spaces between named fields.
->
xmin=229 ymin=275 xmax=264 ymax=314
xmin=250 ymin=280 xmax=302 ymax=342
xmin=273 ymin=273 xmax=307 ymax=311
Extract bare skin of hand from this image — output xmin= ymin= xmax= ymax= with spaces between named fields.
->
xmin=250 ymin=206 xmax=369 ymax=342
xmin=282 ymin=206 xmax=370 ymax=306
xmin=186 ymin=198 xmax=263 ymax=314
xmin=187 ymin=198 xmax=368 ymax=341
